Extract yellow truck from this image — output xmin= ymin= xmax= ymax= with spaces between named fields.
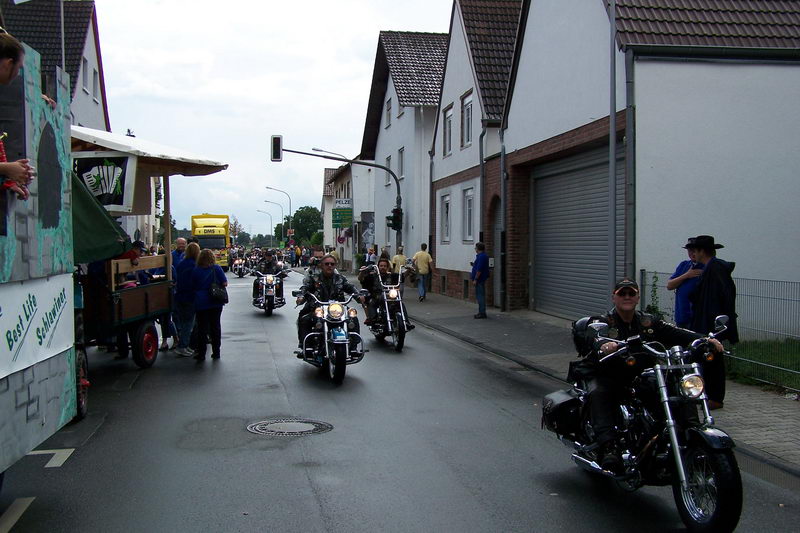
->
xmin=191 ymin=214 xmax=231 ymax=270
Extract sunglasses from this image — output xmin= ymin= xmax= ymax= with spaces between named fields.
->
xmin=616 ymin=289 xmax=638 ymax=297
xmin=322 ymin=262 xmax=335 ymax=266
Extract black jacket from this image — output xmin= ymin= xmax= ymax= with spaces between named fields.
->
xmin=689 ymin=257 xmax=739 ymax=343
xmin=300 ymin=271 xmax=359 ymax=302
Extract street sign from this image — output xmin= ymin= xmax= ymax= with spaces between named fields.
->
xmin=334 ymin=198 xmax=352 ymax=209
xmin=287 ymin=229 xmax=295 ymax=236
xmin=332 ymin=208 xmax=353 ymax=228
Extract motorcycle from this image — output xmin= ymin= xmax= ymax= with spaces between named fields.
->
xmin=541 ymin=316 xmax=742 ymax=533
xmin=232 ymin=257 xmax=248 ymax=278
xmin=364 ymin=264 xmax=412 ymax=352
xmin=292 ymin=290 xmax=368 ymax=384
xmin=252 ymin=267 xmax=288 ymax=316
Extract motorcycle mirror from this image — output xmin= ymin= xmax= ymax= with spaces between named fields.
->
xmin=588 ymin=322 xmax=610 ymax=337
xmin=714 ymin=315 xmax=729 ymax=330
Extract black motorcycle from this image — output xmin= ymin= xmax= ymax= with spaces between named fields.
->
xmin=292 ymin=290 xmax=367 ymax=384
xmin=364 ymin=265 xmax=412 ymax=352
xmin=232 ymin=257 xmax=248 ymax=278
xmin=252 ymin=268 xmax=288 ymax=316
xmin=541 ymin=316 xmax=742 ymax=533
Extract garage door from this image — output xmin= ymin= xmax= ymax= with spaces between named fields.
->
xmin=533 ymin=145 xmax=626 ymax=319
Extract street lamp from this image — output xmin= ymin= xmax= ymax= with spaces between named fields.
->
xmin=263 ymin=200 xmax=284 ymax=241
xmin=312 ymin=147 xmax=348 ymax=160
xmin=256 ymin=209 xmax=274 ymax=247
xmin=265 ymin=185 xmax=292 ymax=235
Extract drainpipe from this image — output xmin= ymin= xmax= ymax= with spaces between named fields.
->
xmin=478 ymin=125 xmax=487 ymax=242
xmin=625 ymin=49 xmax=636 ymax=278
xmin=499 ymin=126 xmax=507 ymax=312
xmin=608 ymin=0 xmax=618 ymax=292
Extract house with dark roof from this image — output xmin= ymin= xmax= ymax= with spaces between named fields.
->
xmin=359 ymin=30 xmax=448 ymax=259
xmin=429 ymin=0 xmax=522 ymax=303
xmin=1 ymin=0 xmax=110 ymax=131
xmin=322 ymin=161 xmax=374 ymax=271
xmin=495 ymin=0 xmax=800 ymax=318
xmin=321 ymin=167 xmax=337 ymax=250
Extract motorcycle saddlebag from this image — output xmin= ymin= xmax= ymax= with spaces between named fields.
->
xmin=541 ymin=389 xmax=582 ymax=436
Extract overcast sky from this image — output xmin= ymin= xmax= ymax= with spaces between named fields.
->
xmin=94 ymin=0 xmax=453 ymax=237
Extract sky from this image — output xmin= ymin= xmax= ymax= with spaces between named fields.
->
xmin=93 ymin=0 xmax=454 ymax=237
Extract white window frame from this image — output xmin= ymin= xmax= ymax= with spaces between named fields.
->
xmin=385 ymin=155 xmax=392 ymax=186
xmin=443 ymin=105 xmax=453 ymax=156
xmin=385 ymin=98 xmax=392 ymax=128
xmin=92 ymin=69 xmax=99 ymax=101
xmin=462 ymin=187 xmax=474 ymax=241
xmin=441 ymin=194 xmax=451 ymax=243
xmin=82 ymin=57 xmax=89 ymax=92
xmin=461 ymin=92 xmax=473 ymax=148
xmin=398 ymin=147 xmax=405 ymax=179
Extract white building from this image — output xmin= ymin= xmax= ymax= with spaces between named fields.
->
xmin=359 ymin=31 xmax=448 ymax=259
xmin=327 ymin=162 xmax=375 ymax=272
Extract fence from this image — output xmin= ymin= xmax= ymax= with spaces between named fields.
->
xmin=640 ymin=270 xmax=800 ymax=392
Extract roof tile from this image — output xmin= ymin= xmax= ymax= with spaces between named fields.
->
xmin=379 ymin=31 xmax=449 ymax=107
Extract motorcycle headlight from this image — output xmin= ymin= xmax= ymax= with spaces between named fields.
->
xmin=328 ymin=303 xmax=344 ymax=320
xmin=680 ymin=374 xmax=705 ymax=399
xmin=348 ymin=308 xmax=358 ymax=318
xmin=388 ymin=289 xmax=399 ymax=300
xmin=266 ymin=275 xmax=275 ymax=284
xmin=314 ymin=307 xmax=325 ymax=318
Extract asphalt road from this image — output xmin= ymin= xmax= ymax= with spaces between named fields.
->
xmin=2 ymin=271 xmax=798 ymax=532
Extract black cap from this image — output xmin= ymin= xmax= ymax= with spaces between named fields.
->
xmin=682 ymin=237 xmax=697 ymax=249
xmin=613 ymin=278 xmax=639 ymax=294
xmin=132 ymin=240 xmax=146 ymax=250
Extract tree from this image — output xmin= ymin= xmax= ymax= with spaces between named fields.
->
xmin=230 ymin=215 xmax=243 ymax=244
xmin=290 ymin=206 xmax=322 ymax=244
xmin=237 ymin=231 xmax=251 ymax=246
xmin=310 ymin=232 xmax=323 ymax=246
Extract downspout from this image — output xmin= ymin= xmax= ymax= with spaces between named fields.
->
xmin=608 ymin=0 xmax=617 ymax=291
xmin=478 ymin=125 xmax=487 ymax=242
xmin=499 ymin=126 xmax=507 ymax=312
xmin=625 ymin=49 xmax=636 ymax=277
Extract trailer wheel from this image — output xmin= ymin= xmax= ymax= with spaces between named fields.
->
xmin=132 ymin=321 xmax=159 ymax=368
xmin=116 ymin=330 xmax=130 ymax=358
xmin=74 ymin=347 xmax=90 ymax=421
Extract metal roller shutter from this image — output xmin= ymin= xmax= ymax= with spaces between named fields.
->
xmin=533 ymin=145 xmax=626 ymax=319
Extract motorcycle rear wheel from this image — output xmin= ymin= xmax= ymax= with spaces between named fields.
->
xmin=328 ymin=344 xmax=347 ymax=384
xmin=672 ymin=444 xmax=742 ymax=533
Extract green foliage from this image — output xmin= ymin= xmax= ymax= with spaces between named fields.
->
xmin=728 ymin=338 xmax=800 ymax=391
xmin=290 ymin=206 xmax=323 ymax=243
xmin=310 ymin=231 xmax=323 ymax=246
xmin=644 ymin=272 xmax=664 ymax=320
xmin=237 ymin=231 xmax=251 ymax=246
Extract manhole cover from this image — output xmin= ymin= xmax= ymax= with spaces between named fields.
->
xmin=247 ymin=418 xmax=333 ymax=437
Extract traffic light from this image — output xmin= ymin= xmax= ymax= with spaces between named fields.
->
xmin=386 ymin=214 xmax=394 ymax=230
xmin=270 ymin=135 xmax=283 ymax=162
xmin=391 ymin=207 xmax=402 ymax=231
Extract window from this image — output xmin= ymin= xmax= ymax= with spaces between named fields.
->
xmin=92 ymin=69 xmax=99 ymax=100
xmin=385 ymin=155 xmax=391 ymax=185
xmin=443 ymin=106 xmax=453 ymax=156
xmin=385 ymin=98 xmax=392 ymax=128
xmin=463 ymin=188 xmax=474 ymax=241
xmin=82 ymin=57 xmax=89 ymax=91
xmin=398 ymin=147 xmax=405 ymax=179
xmin=461 ymin=92 xmax=473 ymax=147
xmin=441 ymin=194 xmax=451 ymax=242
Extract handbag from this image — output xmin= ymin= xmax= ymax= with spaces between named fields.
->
xmin=208 ymin=269 xmax=229 ymax=305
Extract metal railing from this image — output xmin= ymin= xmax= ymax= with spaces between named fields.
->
xmin=640 ymin=270 xmax=800 ymax=392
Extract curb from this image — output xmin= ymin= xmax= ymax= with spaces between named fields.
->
xmin=410 ymin=311 xmax=800 ymax=482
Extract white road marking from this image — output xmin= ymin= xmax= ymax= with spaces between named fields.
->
xmin=27 ymin=448 xmax=75 ymax=468
xmin=0 ymin=497 xmax=35 ymax=533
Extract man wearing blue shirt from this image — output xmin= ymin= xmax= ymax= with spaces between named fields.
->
xmin=470 ymin=242 xmax=490 ymax=319
xmin=171 ymin=238 xmax=187 ymax=267
xmin=667 ymin=238 xmax=703 ymax=328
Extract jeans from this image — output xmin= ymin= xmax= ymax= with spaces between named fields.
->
xmin=475 ymin=281 xmax=486 ymax=315
xmin=175 ymin=300 xmax=195 ymax=349
xmin=418 ymin=273 xmax=429 ymax=298
xmin=194 ymin=307 xmax=222 ymax=358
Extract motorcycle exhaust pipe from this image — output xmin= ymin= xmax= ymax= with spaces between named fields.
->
xmin=571 ymin=453 xmax=605 ymax=474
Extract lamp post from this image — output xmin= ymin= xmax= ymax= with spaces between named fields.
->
xmin=263 ymin=200 xmax=284 ymax=242
xmin=312 ymin=147 xmax=348 ymax=160
xmin=256 ymin=209 xmax=274 ymax=247
xmin=265 ymin=186 xmax=292 ymax=236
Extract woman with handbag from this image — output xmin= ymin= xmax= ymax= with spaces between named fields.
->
xmin=190 ymin=249 xmax=228 ymax=360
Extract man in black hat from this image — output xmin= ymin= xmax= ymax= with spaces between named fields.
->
xmin=666 ymin=237 xmax=704 ymax=328
xmin=689 ymin=235 xmax=738 ymax=408
xmin=580 ymin=278 xmax=722 ymax=472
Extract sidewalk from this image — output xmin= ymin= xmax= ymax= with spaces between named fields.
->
xmin=405 ymin=290 xmax=800 ymax=475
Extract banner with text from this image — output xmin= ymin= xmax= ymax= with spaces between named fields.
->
xmin=0 ymin=275 xmax=74 ymax=379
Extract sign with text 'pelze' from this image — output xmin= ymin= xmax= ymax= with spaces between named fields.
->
xmin=0 ymin=275 xmax=74 ymax=380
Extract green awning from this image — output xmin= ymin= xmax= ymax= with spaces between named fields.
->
xmin=72 ymin=172 xmax=132 ymax=264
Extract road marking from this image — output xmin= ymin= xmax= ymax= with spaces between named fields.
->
xmin=27 ymin=448 xmax=75 ymax=468
xmin=0 ymin=497 xmax=35 ymax=533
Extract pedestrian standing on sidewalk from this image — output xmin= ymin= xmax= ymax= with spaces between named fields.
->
xmin=391 ymin=246 xmax=407 ymax=296
xmin=412 ymin=243 xmax=434 ymax=302
xmin=191 ymin=249 xmax=228 ymax=361
xmin=666 ymin=237 xmax=703 ymax=328
xmin=689 ymin=235 xmax=738 ymax=409
xmin=470 ymin=242 xmax=489 ymax=319
xmin=174 ymin=242 xmax=200 ymax=357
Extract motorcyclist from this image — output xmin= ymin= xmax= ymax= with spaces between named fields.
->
xmin=295 ymin=254 xmax=365 ymax=350
xmin=252 ymin=249 xmax=285 ymax=304
xmin=575 ymin=278 xmax=723 ymax=473
xmin=358 ymin=257 xmax=413 ymax=330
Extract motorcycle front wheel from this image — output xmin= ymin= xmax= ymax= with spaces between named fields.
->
xmin=392 ymin=312 xmax=405 ymax=352
xmin=672 ymin=444 xmax=742 ymax=533
xmin=328 ymin=344 xmax=347 ymax=384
